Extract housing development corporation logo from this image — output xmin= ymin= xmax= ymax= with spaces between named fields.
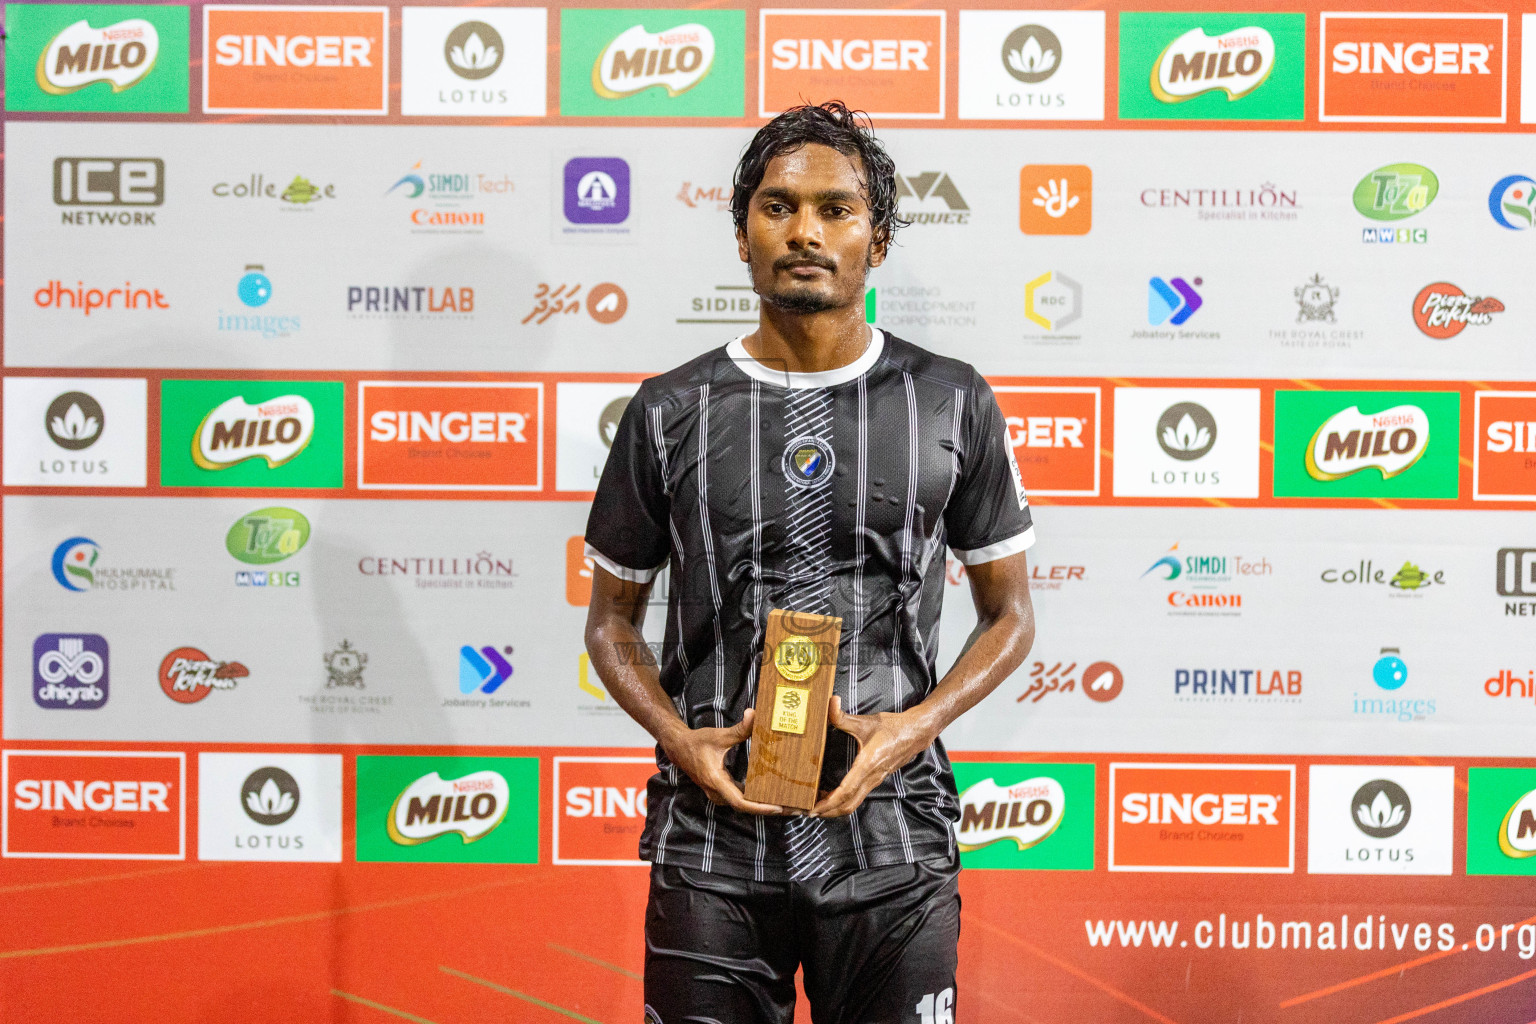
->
xmin=1412 ymin=283 xmax=1505 ymax=338
xmin=1273 ymin=390 xmax=1460 ymax=499
xmin=359 ymin=382 xmax=542 ymax=490
xmin=956 ymin=11 xmax=1106 ymax=121
xmin=3 ymin=751 xmax=184 ymax=859
xmin=1320 ymin=13 xmax=1507 ymax=123
xmin=203 ymin=5 xmax=388 ymax=115
xmin=160 ymin=380 xmax=343 ymax=489
xmin=1118 ymin=13 xmax=1304 ymax=121
xmin=951 ymin=763 xmax=1094 ymax=870
xmin=1307 ymin=765 xmax=1454 ymax=875
xmin=356 ymin=756 xmax=538 ymax=863
xmin=5 ymin=4 xmax=189 ymax=112
xmin=33 ymin=634 xmax=109 ymax=709
xmin=561 ymin=9 xmax=743 ymax=117
xmin=760 ymin=9 xmax=945 ymax=118
xmin=1110 ymin=763 xmax=1295 ymax=872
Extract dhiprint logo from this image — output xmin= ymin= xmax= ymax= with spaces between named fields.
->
xmin=783 ymin=436 xmax=835 ymax=489
xmin=1151 ymin=26 xmax=1276 ymax=103
xmin=956 ymin=776 xmax=1065 ymax=851
xmin=241 ymin=766 xmax=299 ymax=826
xmin=445 ymin=21 xmax=501 ymax=79
xmin=159 ymin=647 xmax=250 ymax=704
xmin=1308 ymin=765 xmax=1453 ymax=876
xmin=204 ymin=5 xmax=389 ymax=115
xmin=45 ymin=392 xmax=103 ymax=450
xmin=1019 ymin=165 xmax=1091 ymax=235
xmin=759 ymin=9 xmax=945 ymax=119
xmin=33 ymin=634 xmax=109 ymax=709
xmin=593 ymin=22 xmax=715 ymax=99
xmin=1002 ymin=25 xmax=1060 ymax=83
xmin=957 ymin=11 xmax=1105 ymax=121
xmin=564 ymin=158 xmax=630 ymax=227
xmin=34 ymin=279 xmax=168 ymax=316
xmin=1156 ymin=402 xmax=1216 ymax=461
xmin=951 ymin=763 xmax=1095 ymax=870
xmin=1490 ymin=175 xmax=1536 ymax=230
xmin=459 ymin=645 xmax=514 ymax=695
xmin=1148 ymin=276 xmax=1201 ymax=325
xmin=193 ymin=393 xmax=315 ymax=470
xmin=37 ymin=16 xmax=160 ymax=95
xmin=1305 ymin=405 xmax=1430 ymax=481
xmin=1352 ymin=779 xmax=1410 ymax=840
xmin=1319 ymin=13 xmax=1507 ymax=123
xmin=53 ymin=158 xmax=163 ymax=226
xmin=1474 ymin=392 xmax=1536 ymax=501
xmin=1412 ymin=283 xmax=1505 ymax=339
xmin=896 ymin=172 xmax=969 ymax=226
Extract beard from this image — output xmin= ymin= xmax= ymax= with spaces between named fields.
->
xmin=762 ymin=283 xmax=840 ymax=314
xmin=753 ymin=248 xmax=860 ymax=314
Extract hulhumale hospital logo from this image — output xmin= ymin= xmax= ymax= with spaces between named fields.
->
xmin=1490 ymin=175 xmax=1536 ymax=231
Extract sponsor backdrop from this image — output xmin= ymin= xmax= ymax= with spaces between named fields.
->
xmin=3 ymin=1 xmax=1536 ymax=1022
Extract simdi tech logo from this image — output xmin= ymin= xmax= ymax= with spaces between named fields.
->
xmin=1117 ymin=13 xmax=1305 ymax=121
xmin=355 ymin=755 xmax=538 ymax=864
xmin=1319 ymin=13 xmax=1507 ymax=123
xmin=159 ymin=380 xmax=343 ymax=489
xmin=1467 ymin=768 xmax=1536 ymax=875
xmin=760 ymin=9 xmax=945 ymax=119
xmin=561 ymin=9 xmax=744 ymax=117
xmin=3 ymin=750 xmax=184 ymax=859
xmin=1109 ymin=763 xmax=1295 ymax=872
xmin=1272 ymin=390 xmax=1460 ymax=499
xmin=203 ymin=6 xmax=389 ymax=115
xmin=553 ymin=756 xmax=653 ymax=865
xmin=3 ymin=3 xmax=189 ymax=112
xmin=1474 ymin=391 xmax=1536 ymax=501
xmin=952 ymin=762 xmax=1094 ymax=870
xmin=358 ymin=381 xmax=543 ymax=490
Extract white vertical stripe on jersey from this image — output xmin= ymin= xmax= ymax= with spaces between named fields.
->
xmin=696 ymin=383 xmax=728 ymax=874
xmin=748 ymin=380 xmax=768 ymax=881
xmin=649 ymin=403 xmax=682 ymax=865
xmin=847 ymin=375 xmax=870 ymax=869
xmin=887 ymin=372 xmax=920 ymax=864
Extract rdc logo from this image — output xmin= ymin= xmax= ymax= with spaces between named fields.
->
xmin=33 ymin=633 xmax=109 ymax=709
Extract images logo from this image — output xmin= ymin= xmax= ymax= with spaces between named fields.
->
xmin=1353 ymin=646 xmax=1434 ymax=723
xmin=227 ymin=507 xmax=310 ymax=565
xmin=760 ymin=9 xmax=945 ymax=118
xmin=1320 ymin=14 xmax=1507 ymax=123
xmin=160 ymin=380 xmax=343 ymax=489
xmin=1148 ymin=276 xmax=1202 ymax=325
xmin=995 ymin=386 xmax=1099 ymax=496
xmin=952 ymin=763 xmax=1094 ymax=870
xmin=5 ymin=4 xmax=189 ymax=112
xmin=553 ymin=756 xmax=653 ymax=865
xmin=1467 ymin=769 xmax=1536 ymax=875
xmin=356 ymin=756 xmax=538 ymax=863
xmin=359 ymin=382 xmax=542 ymax=490
xmin=1490 ymin=175 xmax=1536 ymax=230
xmin=1474 ymin=392 xmax=1536 ymax=501
xmin=159 ymin=647 xmax=249 ymax=704
xmin=53 ymin=157 xmax=163 ymax=226
xmin=564 ymin=158 xmax=630 ymax=226
xmin=33 ymin=634 xmax=109 ymax=709
xmin=459 ymin=645 xmax=514 ymax=694
xmin=204 ymin=5 xmax=388 ymax=115
xmin=45 ymin=391 xmax=103 ymax=450
xmin=4 ymin=751 xmax=183 ymax=859
xmin=1274 ymin=390 xmax=1460 ymax=499
xmin=1413 ymin=283 xmax=1505 ymax=338
xmin=562 ymin=9 xmax=743 ymax=117
xmin=1019 ymin=165 xmax=1091 ymax=235
xmin=218 ymin=265 xmax=300 ymax=340
xmin=1118 ymin=13 xmax=1304 ymax=121
xmin=1110 ymin=763 xmax=1295 ymax=872
xmin=1353 ymin=164 xmax=1437 ymax=242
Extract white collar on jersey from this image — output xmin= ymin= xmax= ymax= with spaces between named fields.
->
xmin=724 ymin=327 xmax=885 ymax=390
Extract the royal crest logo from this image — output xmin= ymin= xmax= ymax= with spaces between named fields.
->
xmin=38 ymin=18 xmax=160 ymax=94
xmin=956 ymin=776 xmax=1066 ymax=852
xmin=324 ymin=640 xmax=367 ymax=689
xmin=192 ymin=394 xmax=315 ymax=470
xmin=1151 ymin=26 xmax=1275 ymax=103
xmin=386 ymin=770 xmax=509 ymax=845
xmin=1412 ymin=283 xmax=1505 ymax=339
xmin=1306 ymin=405 xmax=1430 ymax=481
xmin=782 ymin=436 xmax=835 ymax=488
xmin=158 ymin=646 xmax=249 ymax=704
xmin=593 ymin=23 xmax=715 ymax=98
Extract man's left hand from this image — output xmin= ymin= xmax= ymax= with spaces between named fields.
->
xmin=811 ymin=696 xmax=934 ymax=818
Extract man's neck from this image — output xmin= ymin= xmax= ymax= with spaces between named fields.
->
xmin=742 ymin=303 xmax=871 ymax=374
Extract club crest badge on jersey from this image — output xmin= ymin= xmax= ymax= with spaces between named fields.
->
xmin=783 ymin=435 xmax=835 ymax=488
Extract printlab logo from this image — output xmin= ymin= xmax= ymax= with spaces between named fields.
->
xmin=33 ymin=634 xmax=109 ymax=709
xmin=1156 ymin=402 xmax=1215 ymax=460
xmin=1003 ymin=25 xmax=1060 ymax=83
xmin=1019 ymin=165 xmax=1091 ymax=235
xmin=53 ymin=157 xmax=163 ymax=226
xmin=1117 ymin=13 xmax=1304 ymax=121
xmin=1353 ymin=780 xmax=1411 ymax=840
xmin=1490 ymin=175 xmax=1536 ymax=230
xmin=1148 ymin=276 xmax=1202 ymax=326
xmin=459 ymin=645 xmax=514 ymax=694
xmin=896 ymin=172 xmax=969 ymax=225
xmin=45 ymin=391 xmax=103 ymax=450
xmin=159 ymin=646 xmax=249 ymax=703
xmin=241 ymin=767 xmax=299 ymax=826
xmin=1017 ymin=660 xmax=1123 ymax=704
xmin=1412 ymin=283 xmax=1505 ymax=339
xmin=563 ymin=157 xmax=630 ymax=227
xmin=1355 ymin=164 xmax=1436 ymax=243
xmin=6 ymin=4 xmax=190 ymax=113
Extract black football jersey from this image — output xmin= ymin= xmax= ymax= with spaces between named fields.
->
xmin=585 ymin=330 xmax=1035 ymax=882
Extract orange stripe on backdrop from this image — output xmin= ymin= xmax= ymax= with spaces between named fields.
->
xmin=1371 ymin=967 xmax=1536 ymax=1024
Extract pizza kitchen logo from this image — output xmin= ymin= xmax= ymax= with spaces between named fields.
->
xmin=387 ymin=770 xmax=509 ymax=846
xmin=159 ymin=646 xmax=249 ymax=703
xmin=1412 ymin=283 xmax=1504 ymax=339
xmin=193 ymin=393 xmax=315 ymax=471
xmin=1305 ymin=404 xmax=1429 ymax=481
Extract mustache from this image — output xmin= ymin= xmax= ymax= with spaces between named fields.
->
xmin=773 ymin=252 xmax=837 ymax=273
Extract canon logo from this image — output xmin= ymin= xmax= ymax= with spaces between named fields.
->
xmin=1330 ymin=42 xmax=1490 ymax=76
xmin=1121 ymin=791 xmax=1279 ymax=826
xmin=213 ymin=33 xmax=372 ymax=67
xmin=13 ymin=778 xmax=170 ymax=812
xmin=769 ymin=38 xmax=928 ymax=71
xmin=369 ymin=410 xmax=528 ymax=444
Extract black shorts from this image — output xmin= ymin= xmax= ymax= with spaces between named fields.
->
xmin=643 ymin=855 xmax=960 ymax=1024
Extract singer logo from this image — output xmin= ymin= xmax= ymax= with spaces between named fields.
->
xmin=1475 ymin=392 xmax=1536 ymax=501
xmin=759 ymin=10 xmax=945 ymax=118
xmin=3 ymin=751 xmax=184 ymax=859
xmin=994 ymin=387 xmax=1099 ymax=496
xmin=203 ymin=6 xmax=388 ymax=114
xmin=358 ymin=382 xmax=543 ymax=491
xmin=1320 ymin=14 xmax=1507 ymax=123
xmin=1110 ymin=763 xmax=1294 ymax=872
xmin=553 ymin=757 xmax=654 ymax=865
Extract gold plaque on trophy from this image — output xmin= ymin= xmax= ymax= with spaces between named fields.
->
xmin=745 ymin=609 xmax=842 ymax=812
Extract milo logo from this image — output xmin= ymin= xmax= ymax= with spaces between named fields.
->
xmin=1306 ymin=404 xmax=1430 ymax=481
xmin=956 ymin=776 xmax=1066 ymax=852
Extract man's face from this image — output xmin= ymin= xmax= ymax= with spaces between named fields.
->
xmin=737 ymin=143 xmax=885 ymax=315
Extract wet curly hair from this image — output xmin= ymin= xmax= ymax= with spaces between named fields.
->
xmin=730 ymin=100 xmax=908 ymax=251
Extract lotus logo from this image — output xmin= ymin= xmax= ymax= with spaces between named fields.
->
xmin=192 ymin=394 xmax=316 ymax=470
xmin=38 ymin=18 xmax=160 ymax=95
xmin=1002 ymin=25 xmax=1061 ymax=84
xmin=1499 ymin=787 xmax=1536 ymax=858
xmin=445 ymin=21 xmax=503 ymax=80
xmin=1155 ymin=402 xmax=1216 ymax=461
xmin=1305 ymin=404 xmax=1429 ymax=481
xmin=593 ymin=23 xmax=715 ymax=99
xmin=241 ymin=766 xmax=300 ymax=826
xmin=1151 ymin=27 xmax=1275 ymax=103
xmin=45 ymin=391 xmax=103 ymax=450
xmin=956 ymin=776 xmax=1066 ymax=852
xmin=598 ymin=396 xmax=630 ymax=448
xmin=1352 ymin=779 xmax=1410 ymax=839
xmin=387 ymin=770 xmax=509 ymax=845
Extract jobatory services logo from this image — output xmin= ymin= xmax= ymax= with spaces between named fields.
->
xmin=53 ymin=157 xmax=163 ymax=226
xmin=358 ymin=382 xmax=542 ymax=491
xmin=994 ymin=386 xmax=1099 ymax=497
xmin=1273 ymin=390 xmax=1460 ymax=499
xmin=203 ymin=5 xmax=388 ymax=115
xmin=33 ymin=634 xmax=109 ymax=710
xmin=561 ymin=9 xmax=743 ymax=117
xmin=1017 ymin=660 xmax=1123 ymax=705
xmin=1306 ymin=766 xmax=1454 ymax=875
xmin=1146 ymin=275 xmax=1202 ymax=327
xmin=4 ymin=4 xmax=189 ymax=112
xmin=3 ymin=378 xmax=149 ymax=488
xmin=159 ymin=646 xmax=250 ymax=704
xmin=400 ymin=8 xmax=547 ymax=117
xmin=1140 ymin=541 xmax=1271 ymax=617
xmin=1112 ymin=388 xmax=1260 ymax=498
xmin=51 ymin=536 xmax=174 ymax=594
xmin=1474 ymin=392 xmax=1536 ymax=501
xmin=1354 ymin=163 xmax=1437 ymax=243
xmin=1412 ymin=282 xmax=1505 ymax=338
xmin=760 ymin=9 xmax=945 ymax=119
xmin=1019 ymin=165 xmax=1091 ymax=235
xmin=1110 ymin=763 xmax=1295 ymax=872
xmin=952 ymin=763 xmax=1095 ymax=870
xmin=1319 ymin=13 xmax=1507 ymax=123
xmin=554 ymin=381 xmax=641 ymax=490
xmin=1490 ymin=175 xmax=1536 ymax=230
xmin=159 ymin=380 xmax=344 ymax=489
xmin=355 ymin=756 xmax=538 ymax=864
xmin=197 ymin=753 xmax=342 ymax=862
xmin=1117 ymin=13 xmax=1305 ymax=121
xmin=553 ymin=756 xmax=653 ymax=865
xmin=3 ymin=751 xmax=184 ymax=859
xmin=957 ymin=11 xmax=1105 ymax=120
xmin=1467 ymin=768 xmax=1536 ymax=875
xmin=457 ymin=644 xmax=516 ymax=697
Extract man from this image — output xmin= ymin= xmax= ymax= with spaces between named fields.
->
xmin=583 ymin=101 xmax=1036 ymax=1023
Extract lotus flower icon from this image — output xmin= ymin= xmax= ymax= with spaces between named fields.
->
xmin=450 ymin=31 xmax=498 ymax=73
xmin=51 ymin=402 xmax=99 ymax=443
xmin=444 ymin=21 xmax=504 ymax=80
xmin=247 ymin=777 xmax=295 ymax=818
xmin=1000 ymin=24 xmax=1062 ymax=84
xmin=1007 ymin=34 xmax=1057 ymax=77
xmin=1351 ymin=779 xmax=1411 ymax=839
xmin=240 ymin=766 xmax=301 ymax=826
xmin=1357 ymin=788 xmax=1405 ymax=831
xmin=1161 ymin=413 xmax=1209 ymax=455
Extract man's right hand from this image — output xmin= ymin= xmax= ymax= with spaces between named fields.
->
xmin=660 ymin=709 xmax=787 ymax=816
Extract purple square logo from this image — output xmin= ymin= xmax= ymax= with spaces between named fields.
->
xmin=564 ymin=157 xmax=630 ymax=225
xmin=33 ymin=633 xmax=109 ymax=709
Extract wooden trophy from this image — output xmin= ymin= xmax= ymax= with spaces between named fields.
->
xmin=744 ymin=608 xmax=843 ymax=812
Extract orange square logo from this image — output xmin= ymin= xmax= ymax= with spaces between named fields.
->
xmin=1475 ymin=391 xmax=1536 ymax=500
xmin=359 ymin=382 xmax=543 ymax=490
xmin=1319 ymin=14 xmax=1506 ymax=123
xmin=1110 ymin=763 xmax=1294 ymax=872
xmin=553 ymin=757 xmax=653 ymax=865
xmin=760 ymin=10 xmax=945 ymax=118
xmin=566 ymin=536 xmax=594 ymax=606
xmin=994 ymin=386 xmax=1100 ymax=496
xmin=4 ymin=751 xmax=184 ymax=859
xmin=204 ymin=5 xmax=389 ymax=115
xmin=1020 ymin=165 xmax=1092 ymax=235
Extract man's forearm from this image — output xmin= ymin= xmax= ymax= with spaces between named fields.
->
xmin=584 ymin=619 xmax=689 ymax=748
